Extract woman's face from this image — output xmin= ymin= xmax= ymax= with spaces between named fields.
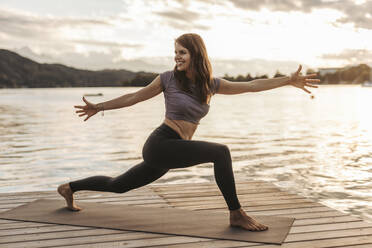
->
xmin=174 ymin=42 xmax=191 ymax=72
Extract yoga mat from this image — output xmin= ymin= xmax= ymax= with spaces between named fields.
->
xmin=0 ymin=199 xmax=294 ymax=244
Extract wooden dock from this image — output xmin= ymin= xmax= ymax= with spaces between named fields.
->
xmin=1 ymin=180 xmax=372 ymax=247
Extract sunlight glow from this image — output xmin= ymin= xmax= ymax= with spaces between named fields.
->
xmin=1 ymin=0 xmax=371 ymax=72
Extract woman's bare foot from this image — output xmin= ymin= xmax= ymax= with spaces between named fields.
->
xmin=57 ymin=183 xmax=82 ymax=211
xmin=230 ymin=208 xmax=268 ymax=231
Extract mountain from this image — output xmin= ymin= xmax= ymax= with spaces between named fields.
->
xmin=0 ymin=49 xmax=139 ymax=88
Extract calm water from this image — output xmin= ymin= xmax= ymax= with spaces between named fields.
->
xmin=1 ymin=86 xmax=371 ymax=222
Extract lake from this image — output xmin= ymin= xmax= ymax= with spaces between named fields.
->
xmin=0 ymin=85 xmax=371 ymax=222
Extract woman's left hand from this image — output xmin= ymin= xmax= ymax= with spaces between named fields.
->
xmin=289 ymin=65 xmax=320 ymax=94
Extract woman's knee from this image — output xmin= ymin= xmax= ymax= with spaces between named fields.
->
xmin=214 ymin=143 xmax=231 ymax=161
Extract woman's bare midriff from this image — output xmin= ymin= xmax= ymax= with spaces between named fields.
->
xmin=163 ymin=118 xmax=197 ymax=140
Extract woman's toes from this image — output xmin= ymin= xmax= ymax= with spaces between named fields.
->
xmin=248 ymin=221 xmax=267 ymax=231
xmin=254 ymin=226 xmax=262 ymax=231
xmin=260 ymin=225 xmax=268 ymax=231
xmin=245 ymin=223 xmax=260 ymax=231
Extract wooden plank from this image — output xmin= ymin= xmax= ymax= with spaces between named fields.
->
xmin=0 ymin=222 xmax=52 ymax=230
xmin=165 ymin=191 xmax=303 ymax=203
xmin=0 ymin=191 xmax=54 ymax=197
xmin=69 ymin=239 xmax=250 ymax=248
xmin=0 ymin=228 xmax=126 ymax=244
xmin=337 ymin=245 xmax=372 ymax=248
xmin=0 ymin=193 xmax=56 ymax=202
xmin=243 ymin=207 xmax=345 ymax=217
xmin=0 ymin=186 xmax=154 ymax=196
xmin=252 ymin=235 xmax=372 ymax=248
xmin=0 ymin=187 xmax=156 ymax=200
xmin=162 ymin=229 xmax=372 ymax=248
xmin=161 ymin=235 xmax=372 ymax=248
xmin=0 ymin=225 xmax=95 ymax=236
xmin=152 ymin=181 xmax=274 ymax=189
xmin=0 ymin=203 xmax=171 ymax=214
xmin=0 ymin=219 xmax=16 ymax=224
xmin=270 ymin=210 xmax=348 ymax=219
xmin=0 ymin=200 xmax=171 ymax=210
xmin=204 ymin=205 xmax=331 ymax=215
xmin=156 ymin=188 xmax=281 ymax=199
xmin=286 ymin=227 xmax=372 ymax=242
xmin=152 ymin=184 xmax=277 ymax=194
xmin=150 ymin=181 xmax=271 ymax=191
xmin=293 ymin=215 xmax=361 ymax=226
xmin=2 ymin=234 xmax=209 ymax=248
xmin=0 ymin=201 xmax=171 ymax=211
xmin=0 ymin=193 xmax=164 ymax=205
xmin=168 ymin=198 xmax=314 ymax=208
xmin=179 ymin=201 xmax=322 ymax=211
xmin=0 ymin=194 xmax=157 ymax=204
xmin=0 ymin=197 xmax=164 ymax=207
xmin=151 ymin=180 xmax=267 ymax=188
xmin=289 ymin=221 xmax=372 ymax=234
xmin=0 ymin=195 xmax=166 ymax=209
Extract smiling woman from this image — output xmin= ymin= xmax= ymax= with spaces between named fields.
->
xmin=57 ymin=32 xmax=320 ymax=232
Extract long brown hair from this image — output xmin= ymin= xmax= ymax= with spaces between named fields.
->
xmin=174 ymin=33 xmax=213 ymax=104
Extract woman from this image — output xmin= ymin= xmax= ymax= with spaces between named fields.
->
xmin=58 ymin=33 xmax=319 ymax=231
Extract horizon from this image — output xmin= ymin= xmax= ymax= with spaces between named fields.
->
xmin=4 ymin=48 xmax=371 ymax=80
xmin=0 ymin=0 xmax=371 ymax=77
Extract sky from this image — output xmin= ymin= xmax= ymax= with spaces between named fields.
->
xmin=0 ymin=0 xmax=371 ymax=77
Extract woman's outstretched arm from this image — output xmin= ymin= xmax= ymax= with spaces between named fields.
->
xmin=217 ymin=65 xmax=319 ymax=95
xmin=75 ymin=75 xmax=162 ymax=121
xmin=96 ymin=75 xmax=162 ymax=110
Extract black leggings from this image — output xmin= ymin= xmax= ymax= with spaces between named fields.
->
xmin=69 ymin=123 xmax=241 ymax=210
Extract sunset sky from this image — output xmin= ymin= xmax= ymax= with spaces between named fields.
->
xmin=1 ymin=0 xmax=371 ymax=76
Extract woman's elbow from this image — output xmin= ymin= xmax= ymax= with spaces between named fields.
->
xmin=245 ymin=81 xmax=262 ymax=92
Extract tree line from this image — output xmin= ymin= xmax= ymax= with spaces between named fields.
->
xmin=1 ymin=48 xmax=370 ymax=88
xmin=132 ymin=64 xmax=372 ymax=86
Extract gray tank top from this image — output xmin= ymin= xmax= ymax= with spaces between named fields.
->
xmin=160 ymin=70 xmax=220 ymax=124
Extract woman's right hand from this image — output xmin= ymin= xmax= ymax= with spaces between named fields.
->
xmin=74 ymin=96 xmax=100 ymax=121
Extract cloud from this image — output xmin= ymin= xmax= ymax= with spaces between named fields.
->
xmin=0 ymin=7 xmax=140 ymax=55
xmin=0 ymin=7 xmax=111 ymax=40
xmin=0 ymin=7 xmax=110 ymax=28
xmin=321 ymin=49 xmax=372 ymax=63
xmin=70 ymin=40 xmax=143 ymax=49
xmin=162 ymin=20 xmax=210 ymax=31
xmin=335 ymin=1 xmax=372 ymax=29
xmin=228 ymin=0 xmax=372 ymax=29
xmin=154 ymin=8 xmax=211 ymax=30
xmin=155 ymin=9 xmax=201 ymax=22
xmin=230 ymin=0 xmax=305 ymax=12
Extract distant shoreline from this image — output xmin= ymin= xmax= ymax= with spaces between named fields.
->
xmin=1 ymin=49 xmax=371 ymax=88
xmin=0 ymin=83 xmax=366 ymax=90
